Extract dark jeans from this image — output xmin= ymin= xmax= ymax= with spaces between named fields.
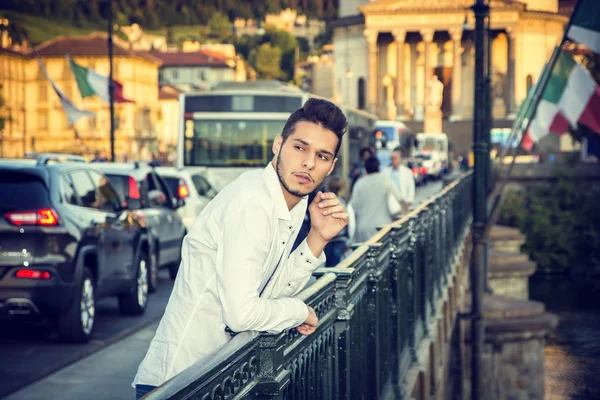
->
xmin=135 ymin=384 xmax=157 ymax=399
xmin=324 ymin=240 xmax=346 ymax=267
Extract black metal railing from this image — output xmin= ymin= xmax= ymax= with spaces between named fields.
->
xmin=146 ymin=172 xmax=473 ymax=400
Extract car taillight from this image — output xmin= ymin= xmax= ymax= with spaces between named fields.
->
xmin=178 ymin=179 xmax=189 ymax=198
xmin=16 ymin=269 xmax=51 ymax=279
xmin=129 ymin=176 xmax=141 ymax=199
xmin=5 ymin=208 xmax=60 ymax=226
xmin=420 ymin=166 xmax=427 ymax=175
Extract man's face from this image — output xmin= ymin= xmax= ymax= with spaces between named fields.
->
xmin=273 ymin=121 xmax=338 ymax=198
xmin=391 ymin=150 xmax=402 ymax=169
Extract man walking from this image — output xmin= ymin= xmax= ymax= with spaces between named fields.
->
xmin=385 ymin=147 xmax=415 ymax=216
xmin=132 ymin=99 xmax=349 ymax=398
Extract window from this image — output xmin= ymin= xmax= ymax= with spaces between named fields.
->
xmin=172 ymin=69 xmax=179 ymax=80
xmin=69 ymin=170 xmax=98 ymax=209
xmin=88 ymin=170 xmax=122 ymax=212
xmin=61 ymin=175 xmax=79 ymax=205
xmin=358 ymin=78 xmax=366 ymax=110
xmin=39 ymin=83 xmax=48 ymax=102
xmin=192 ymin=174 xmax=216 ymax=199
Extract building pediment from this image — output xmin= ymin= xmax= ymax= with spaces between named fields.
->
xmin=360 ymin=0 xmax=525 ymax=14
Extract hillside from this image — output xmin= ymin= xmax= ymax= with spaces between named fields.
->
xmin=1 ymin=0 xmax=338 ymax=45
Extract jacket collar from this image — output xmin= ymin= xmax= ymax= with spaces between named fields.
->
xmin=263 ymin=162 xmax=306 ymax=222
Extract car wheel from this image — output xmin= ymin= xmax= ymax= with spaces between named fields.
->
xmin=118 ymin=249 xmax=148 ymax=316
xmin=57 ymin=267 xmax=95 ymax=343
xmin=148 ymin=250 xmax=158 ymax=294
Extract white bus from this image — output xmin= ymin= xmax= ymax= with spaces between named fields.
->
xmin=176 ymin=80 xmax=377 ymax=190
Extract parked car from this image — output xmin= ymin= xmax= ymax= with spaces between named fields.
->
xmin=93 ymin=163 xmax=187 ymax=286
xmin=154 ymin=167 xmax=217 ymax=230
xmin=0 ymin=154 xmax=152 ymax=343
xmin=414 ymin=151 xmax=443 ymax=180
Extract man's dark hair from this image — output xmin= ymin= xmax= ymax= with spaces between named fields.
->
xmin=364 ymin=156 xmax=380 ymax=174
xmin=392 ymin=146 xmax=405 ymax=157
xmin=281 ymin=98 xmax=348 ymax=156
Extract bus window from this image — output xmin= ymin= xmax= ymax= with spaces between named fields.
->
xmin=184 ymin=119 xmax=285 ymax=167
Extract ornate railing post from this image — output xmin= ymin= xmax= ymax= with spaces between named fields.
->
xmin=406 ymin=215 xmax=419 ymax=362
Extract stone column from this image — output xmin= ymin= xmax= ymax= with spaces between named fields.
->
xmin=506 ymin=27 xmax=516 ymax=114
xmin=449 ymin=28 xmax=463 ymax=119
xmin=420 ymin=29 xmax=435 ymax=111
xmin=392 ymin=29 xmax=406 ymax=119
xmin=364 ymin=29 xmax=379 ymax=115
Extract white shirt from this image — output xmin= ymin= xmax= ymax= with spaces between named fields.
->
xmin=133 ymin=163 xmax=325 ymax=387
xmin=384 ymin=165 xmax=415 ymax=206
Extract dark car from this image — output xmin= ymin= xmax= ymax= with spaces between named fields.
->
xmin=93 ymin=163 xmax=186 ymax=289
xmin=0 ymin=154 xmax=152 ymax=342
xmin=407 ymin=158 xmax=426 ymax=186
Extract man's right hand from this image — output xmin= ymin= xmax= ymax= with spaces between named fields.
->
xmin=297 ymin=306 xmax=318 ymax=336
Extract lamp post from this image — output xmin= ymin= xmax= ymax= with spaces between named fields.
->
xmin=107 ymin=0 xmax=115 ymax=161
xmin=470 ymin=0 xmax=489 ymax=399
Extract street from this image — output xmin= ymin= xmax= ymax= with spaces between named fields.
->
xmin=0 ymin=180 xmax=443 ymax=400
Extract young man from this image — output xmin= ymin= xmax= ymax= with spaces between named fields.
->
xmin=350 ymin=156 xmax=395 ymax=243
xmin=132 ymin=99 xmax=349 ymax=398
xmin=385 ymin=147 xmax=416 ymax=215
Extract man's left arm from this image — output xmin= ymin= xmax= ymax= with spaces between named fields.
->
xmin=271 ymin=192 xmax=349 ymax=298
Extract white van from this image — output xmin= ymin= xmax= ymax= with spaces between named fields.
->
xmin=414 ymin=133 xmax=449 ymax=179
xmin=372 ymin=120 xmax=414 ymax=167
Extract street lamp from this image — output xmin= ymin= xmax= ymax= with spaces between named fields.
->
xmin=470 ymin=0 xmax=490 ymax=399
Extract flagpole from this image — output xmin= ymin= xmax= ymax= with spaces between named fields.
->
xmin=483 ymin=0 xmax=584 ymax=239
xmin=107 ymin=0 xmax=116 ymax=162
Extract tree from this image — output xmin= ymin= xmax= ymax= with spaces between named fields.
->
xmin=208 ymin=11 xmax=232 ymax=42
xmin=249 ymin=43 xmax=283 ymax=80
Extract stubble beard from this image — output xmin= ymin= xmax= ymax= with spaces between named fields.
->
xmin=276 ymin=155 xmax=315 ymax=198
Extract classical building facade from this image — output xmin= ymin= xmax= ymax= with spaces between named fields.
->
xmin=0 ymin=33 xmax=164 ymax=159
xmin=332 ymin=0 xmax=570 ymax=155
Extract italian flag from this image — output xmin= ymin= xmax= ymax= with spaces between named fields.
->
xmin=69 ymin=57 xmax=133 ymax=104
xmin=566 ymin=0 xmax=600 ymax=54
xmin=522 ymin=51 xmax=600 ymax=151
xmin=37 ymin=58 xmax=95 ymax=126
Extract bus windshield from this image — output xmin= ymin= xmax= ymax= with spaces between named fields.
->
xmin=183 ymin=118 xmax=286 ymax=167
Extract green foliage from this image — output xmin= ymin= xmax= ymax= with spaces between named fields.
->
xmin=1 ymin=0 xmax=336 ymax=39
xmin=233 ymin=25 xmax=301 ymax=82
xmin=208 ymin=12 xmax=232 ymax=43
xmin=498 ymin=171 xmax=600 ymax=272
xmin=249 ymin=43 xmax=283 ymax=80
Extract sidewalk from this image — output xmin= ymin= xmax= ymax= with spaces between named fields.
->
xmin=4 ymin=321 xmax=159 ymax=400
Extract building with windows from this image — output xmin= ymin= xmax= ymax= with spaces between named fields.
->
xmin=151 ymin=47 xmax=243 ymax=92
xmin=332 ymin=0 xmax=574 ymax=156
xmin=0 ymin=33 xmax=164 ymax=159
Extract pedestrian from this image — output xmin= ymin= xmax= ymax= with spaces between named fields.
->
xmin=132 ymin=98 xmax=349 ymax=399
xmin=350 ymin=156 xmax=395 ymax=243
xmin=383 ymin=147 xmax=415 ymax=218
xmin=349 ymin=147 xmax=372 ymax=190
xmin=323 ymin=176 xmax=352 ymax=266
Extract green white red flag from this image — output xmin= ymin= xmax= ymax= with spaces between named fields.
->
xmin=566 ymin=0 xmax=600 ymax=54
xmin=68 ymin=56 xmax=133 ymax=104
xmin=522 ymin=51 xmax=600 ymax=151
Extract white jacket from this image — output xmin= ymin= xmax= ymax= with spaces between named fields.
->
xmin=384 ymin=165 xmax=416 ymax=206
xmin=133 ymin=164 xmax=325 ymax=387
